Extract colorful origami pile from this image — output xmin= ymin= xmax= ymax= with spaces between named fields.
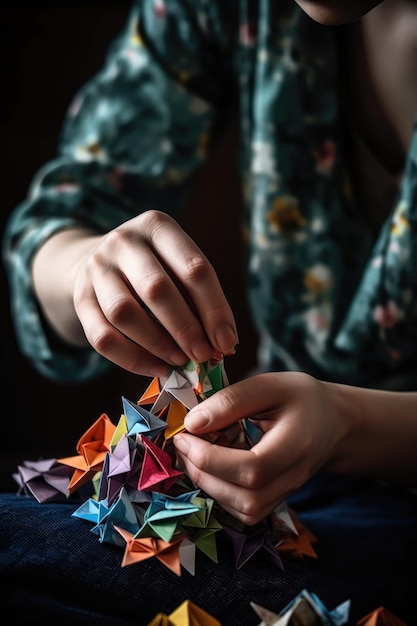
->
xmin=13 ymin=358 xmax=408 ymax=625
xmin=13 ymin=356 xmax=317 ymax=576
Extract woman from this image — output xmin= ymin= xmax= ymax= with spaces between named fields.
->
xmin=2 ymin=1 xmax=416 ymax=623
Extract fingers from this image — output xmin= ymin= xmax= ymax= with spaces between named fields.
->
xmin=75 ymin=287 xmax=173 ymax=377
xmin=183 ymin=374 xmax=285 ymax=434
xmin=77 ymin=249 xmax=191 ymax=368
xmin=75 ymin=210 xmax=238 ymax=373
xmin=173 ymin=433 xmax=299 ymax=525
xmin=178 ymin=412 xmax=303 ymax=494
xmin=123 ymin=234 xmax=215 ymax=364
xmin=174 ymin=373 xmax=320 ymax=523
xmin=138 ymin=211 xmax=238 ymax=359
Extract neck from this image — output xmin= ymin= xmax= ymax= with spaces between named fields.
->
xmin=337 ymin=0 xmax=417 ymax=233
xmin=342 ymin=0 xmax=417 ymax=176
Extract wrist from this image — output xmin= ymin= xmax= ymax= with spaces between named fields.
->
xmin=322 ymin=382 xmax=417 ymax=483
xmin=33 ymin=228 xmax=101 ymax=347
xmin=321 ymin=380 xmax=363 ymax=475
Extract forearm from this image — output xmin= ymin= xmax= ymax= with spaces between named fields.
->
xmin=32 ymin=228 xmax=101 ymax=347
xmin=325 ymin=380 xmax=417 ymax=484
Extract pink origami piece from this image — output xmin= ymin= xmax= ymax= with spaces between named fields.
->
xmin=137 ymin=433 xmax=183 ymax=492
xmin=58 ymin=413 xmax=116 ymax=494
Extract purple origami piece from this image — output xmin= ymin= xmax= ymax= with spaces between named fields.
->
xmin=222 ymin=519 xmax=284 ymax=570
xmin=99 ymin=435 xmax=144 ymax=505
xmin=13 ymin=458 xmax=72 ymax=503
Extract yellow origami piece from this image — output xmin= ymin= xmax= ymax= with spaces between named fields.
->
xmin=147 ymin=600 xmax=221 ymax=626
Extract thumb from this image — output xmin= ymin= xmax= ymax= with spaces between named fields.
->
xmin=184 ymin=381 xmax=249 ymax=435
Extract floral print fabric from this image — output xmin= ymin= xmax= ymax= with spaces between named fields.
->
xmin=3 ymin=0 xmax=417 ymax=388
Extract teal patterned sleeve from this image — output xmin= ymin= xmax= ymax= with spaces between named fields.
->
xmin=2 ymin=0 xmax=236 ymax=383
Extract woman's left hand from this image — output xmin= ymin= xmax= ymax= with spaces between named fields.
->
xmin=173 ymin=371 xmax=350 ymax=525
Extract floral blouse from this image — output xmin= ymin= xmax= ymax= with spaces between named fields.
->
xmin=3 ymin=0 xmax=417 ymax=389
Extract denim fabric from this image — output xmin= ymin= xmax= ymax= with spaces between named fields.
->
xmin=1 ymin=474 xmax=416 ymax=625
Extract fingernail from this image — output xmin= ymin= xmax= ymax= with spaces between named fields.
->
xmin=190 ymin=338 xmax=212 ymax=363
xmin=169 ymin=347 xmax=188 ymax=366
xmin=150 ymin=364 xmax=170 ymax=377
xmin=214 ymin=324 xmax=238 ymax=355
xmin=174 ymin=435 xmax=190 ymax=454
xmin=185 ymin=410 xmax=209 ymax=431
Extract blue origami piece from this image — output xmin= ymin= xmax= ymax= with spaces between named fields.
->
xmin=122 ymin=396 xmax=167 ymax=439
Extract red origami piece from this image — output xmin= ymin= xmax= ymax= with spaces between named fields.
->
xmin=137 ymin=434 xmax=183 ymax=492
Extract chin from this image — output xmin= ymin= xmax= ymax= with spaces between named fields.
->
xmin=294 ymin=0 xmax=384 ymax=25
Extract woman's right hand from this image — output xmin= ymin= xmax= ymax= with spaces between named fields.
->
xmin=33 ymin=210 xmax=238 ymax=376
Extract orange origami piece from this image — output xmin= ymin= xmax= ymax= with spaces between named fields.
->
xmin=114 ymin=525 xmax=185 ymax=575
xmin=138 ymin=377 xmax=161 ymax=407
xmin=58 ymin=413 xmax=116 ymax=495
xmin=356 ymin=607 xmax=407 ymax=626
xmin=137 ymin=377 xmax=188 ymax=440
xmin=276 ymin=513 xmax=318 ymax=560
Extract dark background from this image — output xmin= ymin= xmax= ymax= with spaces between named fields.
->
xmin=0 ymin=3 xmax=258 ymax=490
